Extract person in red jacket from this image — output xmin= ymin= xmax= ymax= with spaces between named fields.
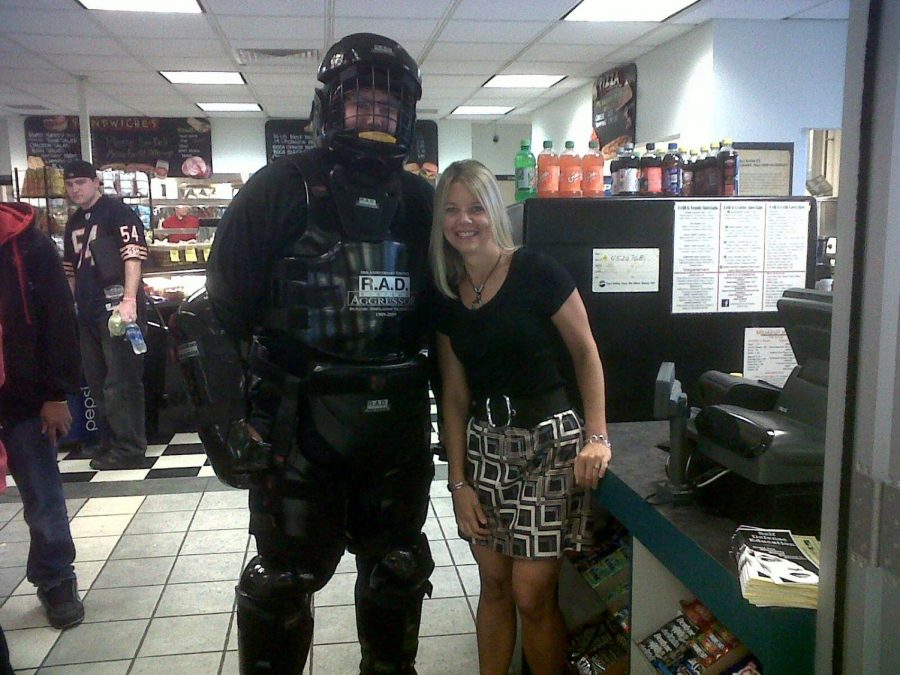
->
xmin=161 ymin=205 xmax=200 ymax=243
xmin=0 ymin=202 xmax=84 ymax=630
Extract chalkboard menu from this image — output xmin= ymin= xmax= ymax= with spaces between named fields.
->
xmin=592 ymin=63 xmax=637 ymax=160
xmin=24 ymin=116 xmax=83 ymax=167
xmin=90 ymin=116 xmax=213 ymax=178
xmin=265 ymin=119 xmax=316 ymax=163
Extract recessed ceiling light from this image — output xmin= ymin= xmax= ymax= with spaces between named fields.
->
xmin=76 ymin=0 xmax=202 ymax=11
xmin=484 ymin=75 xmax=565 ymax=89
xmin=161 ymin=71 xmax=245 ymax=85
xmin=564 ymin=0 xmax=696 ymax=22
xmin=197 ymin=102 xmax=262 ymax=112
xmin=451 ymin=106 xmax=514 ymax=116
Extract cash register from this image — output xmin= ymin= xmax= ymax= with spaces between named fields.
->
xmin=655 ymin=288 xmax=832 ymax=531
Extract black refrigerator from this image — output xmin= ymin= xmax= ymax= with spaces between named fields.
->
xmin=519 ymin=196 xmax=817 ymax=422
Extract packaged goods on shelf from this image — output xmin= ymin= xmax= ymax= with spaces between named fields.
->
xmin=568 ymin=614 xmax=630 ymax=675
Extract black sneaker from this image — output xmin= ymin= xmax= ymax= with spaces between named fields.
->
xmin=89 ymin=452 xmax=148 ymax=471
xmin=37 ymin=579 xmax=84 ymax=630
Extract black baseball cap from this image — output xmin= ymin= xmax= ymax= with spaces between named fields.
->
xmin=63 ymin=160 xmax=97 ymax=180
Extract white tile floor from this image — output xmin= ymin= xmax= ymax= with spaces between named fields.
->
xmin=0 ymin=480 xmax=481 ymax=674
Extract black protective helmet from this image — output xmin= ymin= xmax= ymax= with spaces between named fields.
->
xmin=312 ymin=33 xmax=422 ymax=171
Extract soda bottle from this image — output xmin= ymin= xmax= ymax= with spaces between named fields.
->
xmin=514 ymin=139 xmax=536 ymax=202
xmin=640 ymin=143 xmax=663 ymax=196
xmin=108 ymin=311 xmax=125 ymax=337
xmin=618 ymin=144 xmax=640 ymax=196
xmin=559 ymin=141 xmax=582 ymax=197
xmin=663 ymin=142 xmax=682 ymax=196
xmin=582 ymin=140 xmax=605 ymax=198
xmin=706 ymin=142 xmax=721 ymax=195
xmin=681 ymin=148 xmax=696 ymax=197
xmin=693 ymin=146 xmax=709 ymax=196
xmin=537 ymin=141 xmax=559 ymax=198
xmin=718 ymin=137 xmax=740 ymax=197
xmin=609 ymin=149 xmax=622 ymax=196
xmin=125 ymin=323 xmax=148 ymax=355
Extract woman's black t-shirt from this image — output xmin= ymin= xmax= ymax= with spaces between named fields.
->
xmin=436 ymin=248 xmax=575 ymax=400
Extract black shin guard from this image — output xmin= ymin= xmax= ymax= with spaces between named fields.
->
xmin=236 ymin=556 xmax=315 ymax=674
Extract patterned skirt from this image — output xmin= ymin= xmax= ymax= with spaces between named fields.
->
xmin=462 ymin=409 xmax=593 ymax=559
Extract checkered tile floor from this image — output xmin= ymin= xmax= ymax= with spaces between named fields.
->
xmin=6 ymin=399 xmax=443 ymax=487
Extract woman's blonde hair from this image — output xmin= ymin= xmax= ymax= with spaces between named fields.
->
xmin=428 ymin=159 xmax=518 ymax=299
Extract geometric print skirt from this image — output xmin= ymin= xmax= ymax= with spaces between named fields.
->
xmin=462 ymin=409 xmax=594 ymax=559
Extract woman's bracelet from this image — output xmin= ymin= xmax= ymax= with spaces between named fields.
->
xmin=585 ymin=433 xmax=612 ymax=449
xmin=447 ymin=480 xmax=467 ymax=493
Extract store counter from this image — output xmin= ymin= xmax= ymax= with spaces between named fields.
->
xmin=599 ymin=421 xmax=816 ymax=674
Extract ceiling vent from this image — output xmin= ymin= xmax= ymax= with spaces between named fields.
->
xmin=6 ymin=104 xmax=50 ymax=111
xmin=236 ymin=48 xmax=321 ymax=66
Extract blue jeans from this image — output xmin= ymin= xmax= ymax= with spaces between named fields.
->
xmin=0 ymin=417 xmax=76 ymax=590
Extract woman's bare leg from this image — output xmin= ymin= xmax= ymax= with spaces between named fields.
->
xmin=512 ymin=557 xmax=567 ymax=675
xmin=470 ymin=544 xmax=515 ymax=675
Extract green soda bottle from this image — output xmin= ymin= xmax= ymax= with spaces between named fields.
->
xmin=514 ymin=139 xmax=536 ymax=202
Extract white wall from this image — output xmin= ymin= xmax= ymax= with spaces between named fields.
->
xmin=0 ymin=117 xmax=10 ymax=174
xmin=210 ymin=117 xmax=267 ymax=177
xmin=6 ymin=115 xmax=28 ymax=178
xmin=435 ymin=118 xmax=473 ymax=172
xmin=530 ymin=85 xmax=594 ymax=156
xmin=469 ymin=122 xmax=532 ymax=175
xmin=636 ymin=23 xmax=715 ymax=149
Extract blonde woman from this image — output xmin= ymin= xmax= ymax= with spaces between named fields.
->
xmin=430 ymin=160 xmax=611 ymax=674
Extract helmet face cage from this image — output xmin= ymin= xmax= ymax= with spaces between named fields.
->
xmin=315 ymin=34 xmax=421 ymax=168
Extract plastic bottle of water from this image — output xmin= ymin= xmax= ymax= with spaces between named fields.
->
xmin=125 ymin=323 xmax=148 ymax=355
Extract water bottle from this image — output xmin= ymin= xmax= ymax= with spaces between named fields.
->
xmin=125 ymin=323 xmax=148 ymax=355
xmin=514 ymin=140 xmax=536 ymax=202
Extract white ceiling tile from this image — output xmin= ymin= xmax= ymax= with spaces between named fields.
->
xmin=421 ymin=61 xmax=506 ymax=76
xmin=633 ymin=23 xmax=695 ymax=46
xmin=790 ymin=0 xmax=850 ymax=20
xmin=332 ymin=17 xmax=439 ymax=43
xmin=671 ymin=0 xmax=829 ymax=23
xmin=244 ymin=72 xmax=316 ymax=86
xmin=334 ymin=0 xmax=447 ymax=18
xmin=5 ymin=35 xmax=123 ymax=56
xmin=427 ymin=42 xmax=520 ymax=62
xmin=128 ymin=39 xmax=229 ymax=59
xmin=53 ymin=54 xmax=149 ymax=72
xmin=521 ymin=43 xmax=619 ymax=63
xmin=439 ymin=20 xmax=548 ymax=44
xmin=466 ymin=89 xmax=537 ymax=104
xmin=90 ymin=12 xmax=217 ymax=40
xmin=217 ymin=16 xmax=324 ymax=42
xmin=0 ymin=8 xmax=105 ymax=36
xmin=205 ymin=0 xmax=322 ymax=16
xmin=541 ymin=21 xmax=659 ymax=46
xmin=145 ymin=57 xmax=238 ymax=71
xmin=500 ymin=61 xmax=584 ymax=76
xmin=452 ymin=0 xmax=574 ymax=21
xmin=423 ymin=74 xmax=487 ymax=90
xmin=2 ymin=0 xmax=81 ymax=9
xmin=1 ymin=68 xmax=80 ymax=86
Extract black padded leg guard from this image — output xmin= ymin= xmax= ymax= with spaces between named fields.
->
xmin=237 ymin=555 xmax=315 ymax=674
xmin=356 ymin=536 xmax=434 ymax=675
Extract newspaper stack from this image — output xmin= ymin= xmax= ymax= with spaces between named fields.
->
xmin=731 ymin=526 xmax=820 ymax=609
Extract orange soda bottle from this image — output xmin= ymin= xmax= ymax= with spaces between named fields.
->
xmin=559 ymin=140 xmax=582 ymax=197
xmin=582 ymin=139 xmax=605 ymax=198
xmin=537 ymin=140 xmax=560 ymax=198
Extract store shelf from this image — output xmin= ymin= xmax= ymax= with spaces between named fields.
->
xmin=596 ymin=421 xmax=816 ymax=674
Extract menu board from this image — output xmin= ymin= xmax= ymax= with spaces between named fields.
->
xmin=592 ymin=63 xmax=637 ymax=160
xmin=734 ymin=142 xmax=794 ymax=197
xmin=24 ymin=116 xmax=83 ymax=167
xmin=265 ymin=119 xmax=316 ymax=163
xmin=90 ymin=116 xmax=213 ymax=178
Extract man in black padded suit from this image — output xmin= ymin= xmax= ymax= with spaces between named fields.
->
xmin=174 ymin=33 xmax=436 ymax=674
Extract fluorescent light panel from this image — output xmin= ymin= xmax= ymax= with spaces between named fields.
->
xmin=565 ymin=0 xmax=696 ymax=22
xmin=451 ymin=106 xmax=514 ymax=116
xmin=161 ymin=71 xmax=245 ymax=85
xmin=77 ymin=0 xmax=202 ymax=12
xmin=484 ymin=75 xmax=565 ymax=89
xmin=197 ymin=102 xmax=262 ymax=112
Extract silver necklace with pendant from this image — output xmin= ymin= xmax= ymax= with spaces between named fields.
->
xmin=467 ymin=253 xmax=503 ymax=308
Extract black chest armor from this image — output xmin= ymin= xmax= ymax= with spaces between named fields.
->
xmin=266 ymin=150 xmax=428 ymax=363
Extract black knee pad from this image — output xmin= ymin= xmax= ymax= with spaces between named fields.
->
xmin=362 ymin=534 xmax=435 ymax=609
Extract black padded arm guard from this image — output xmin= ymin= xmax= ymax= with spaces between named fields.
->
xmin=170 ymin=291 xmax=273 ymax=488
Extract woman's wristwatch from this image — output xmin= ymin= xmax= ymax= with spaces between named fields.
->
xmin=586 ymin=433 xmax=612 ymax=448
